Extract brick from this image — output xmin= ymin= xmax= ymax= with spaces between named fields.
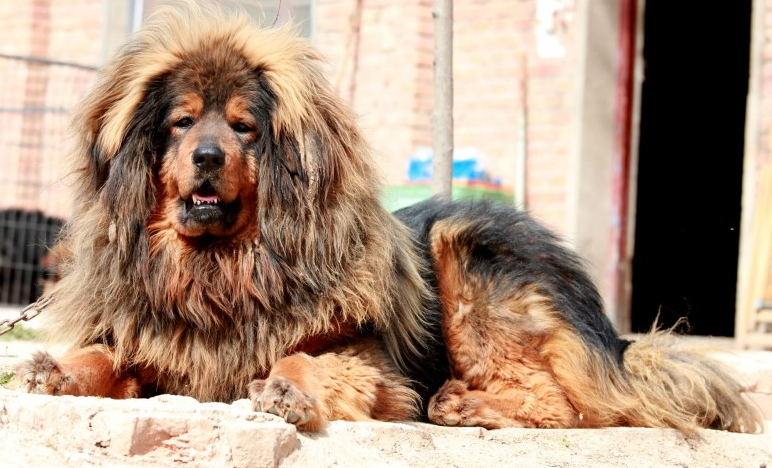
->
xmin=223 ymin=421 xmax=299 ymax=468
xmin=91 ymin=411 xmax=217 ymax=460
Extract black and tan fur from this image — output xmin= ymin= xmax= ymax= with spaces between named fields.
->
xmin=398 ymin=199 xmax=762 ymax=431
xmin=17 ymin=2 xmax=763 ymax=433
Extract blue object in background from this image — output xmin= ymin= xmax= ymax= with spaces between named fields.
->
xmin=406 ymin=147 xmax=501 ymax=185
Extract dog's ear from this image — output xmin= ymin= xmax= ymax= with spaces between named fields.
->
xmin=73 ymin=63 xmax=170 ymax=196
xmin=257 ymin=64 xmax=377 ymax=214
xmin=100 ymin=77 xmax=169 ymax=211
xmin=70 ymin=64 xmax=170 ymax=265
xmin=248 ymin=70 xmax=309 ymax=212
xmin=104 ymin=79 xmax=170 ymax=265
xmin=260 ymin=128 xmax=310 ymax=211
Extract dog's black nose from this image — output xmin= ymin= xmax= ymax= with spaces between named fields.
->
xmin=192 ymin=145 xmax=226 ymax=171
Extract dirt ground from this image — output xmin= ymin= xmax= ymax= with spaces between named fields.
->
xmin=1 ymin=311 xmax=771 ymax=468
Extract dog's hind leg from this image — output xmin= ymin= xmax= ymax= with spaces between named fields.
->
xmin=248 ymin=338 xmax=420 ymax=431
xmin=15 ymin=344 xmax=139 ymax=398
xmin=426 ymin=217 xmax=587 ymax=429
xmin=424 ymin=286 xmax=583 ymax=429
xmin=425 ymin=278 xmax=581 ymax=428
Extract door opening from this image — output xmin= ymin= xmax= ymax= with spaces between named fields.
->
xmin=631 ymin=2 xmax=752 ymax=336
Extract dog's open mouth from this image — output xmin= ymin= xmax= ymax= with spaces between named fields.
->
xmin=191 ymin=192 xmax=221 ymax=206
xmin=180 ymin=182 xmax=240 ymax=232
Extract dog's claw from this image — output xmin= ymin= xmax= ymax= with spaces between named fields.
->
xmin=248 ymin=376 xmax=320 ymax=429
xmin=286 ymin=410 xmax=300 ymax=424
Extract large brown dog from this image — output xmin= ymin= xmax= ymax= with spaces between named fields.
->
xmin=18 ymin=3 xmax=762 ymax=433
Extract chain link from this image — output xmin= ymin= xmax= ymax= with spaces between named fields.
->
xmin=0 ymin=295 xmax=54 ymax=336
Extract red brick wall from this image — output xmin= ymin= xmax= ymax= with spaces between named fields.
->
xmin=315 ymin=0 xmax=434 ymax=186
xmin=48 ymin=0 xmax=103 ymax=65
xmin=2 ymin=0 xmax=583 ymax=233
xmin=454 ymin=0 xmax=578 ymax=233
xmin=315 ymin=0 xmax=580 ymax=232
xmin=0 ymin=0 xmax=101 ymax=219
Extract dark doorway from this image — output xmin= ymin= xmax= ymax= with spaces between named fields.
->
xmin=631 ymin=3 xmax=752 ymax=336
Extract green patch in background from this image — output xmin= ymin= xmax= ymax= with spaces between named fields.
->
xmin=0 ymin=372 xmax=13 ymax=387
xmin=382 ymin=183 xmax=514 ymax=212
xmin=0 ymin=324 xmax=38 ymax=341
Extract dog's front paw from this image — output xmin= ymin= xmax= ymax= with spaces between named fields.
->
xmin=248 ymin=376 xmax=324 ymax=430
xmin=428 ymin=379 xmax=479 ymax=426
xmin=15 ymin=351 xmax=74 ymax=395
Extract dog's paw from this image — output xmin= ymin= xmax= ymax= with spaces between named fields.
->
xmin=428 ymin=379 xmax=480 ymax=426
xmin=248 ymin=376 xmax=323 ymax=430
xmin=429 ymin=379 xmax=530 ymax=429
xmin=15 ymin=351 xmax=74 ymax=395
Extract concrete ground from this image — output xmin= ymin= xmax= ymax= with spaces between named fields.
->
xmin=1 ymin=307 xmax=771 ymax=467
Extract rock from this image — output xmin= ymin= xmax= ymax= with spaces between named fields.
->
xmin=0 ymin=387 xmax=771 ymax=467
xmin=1 ymin=342 xmax=772 ymax=468
xmin=0 ymin=388 xmax=299 ymax=467
xmin=222 ymin=420 xmax=298 ymax=468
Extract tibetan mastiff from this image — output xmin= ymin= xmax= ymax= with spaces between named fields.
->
xmin=17 ymin=3 xmax=762 ymax=432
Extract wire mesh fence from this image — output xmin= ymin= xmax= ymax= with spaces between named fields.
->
xmin=0 ymin=53 xmax=96 ymax=306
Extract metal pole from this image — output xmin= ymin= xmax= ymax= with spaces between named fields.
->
xmin=431 ymin=0 xmax=453 ymax=199
xmin=515 ymin=52 xmax=528 ymax=210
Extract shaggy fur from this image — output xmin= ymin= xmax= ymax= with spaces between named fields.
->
xmin=20 ymin=3 xmax=436 ymax=416
xmin=396 ymin=200 xmax=763 ymax=432
xmin=17 ymin=2 xmax=763 ymax=433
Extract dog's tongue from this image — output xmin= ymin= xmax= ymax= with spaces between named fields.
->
xmin=195 ymin=193 xmax=219 ymax=203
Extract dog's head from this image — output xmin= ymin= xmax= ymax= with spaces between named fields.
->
xmin=69 ymin=2 xmax=376 ymax=256
xmin=151 ymin=58 xmax=270 ymax=239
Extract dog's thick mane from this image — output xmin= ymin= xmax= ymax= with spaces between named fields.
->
xmin=46 ymin=2 xmax=432 ymax=402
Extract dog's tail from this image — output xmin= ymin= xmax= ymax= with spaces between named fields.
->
xmin=614 ymin=327 xmax=764 ymax=433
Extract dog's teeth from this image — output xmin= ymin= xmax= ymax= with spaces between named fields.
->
xmin=191 ymin=194 xmax=219 ymax=206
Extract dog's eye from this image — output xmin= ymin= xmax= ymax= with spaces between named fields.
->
xmin=231 ymin=122 xmax=255 ymax=134
xmin=172 ymin=117 xmax=194 ymax=129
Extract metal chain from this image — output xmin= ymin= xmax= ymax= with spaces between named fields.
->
xmin=0 ymin=294 xmax=54 ymax=336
